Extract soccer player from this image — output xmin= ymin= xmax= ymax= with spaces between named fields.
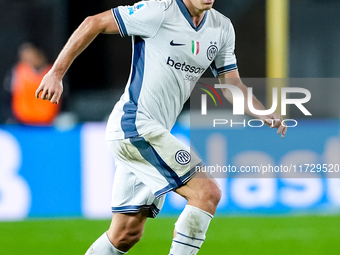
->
xmin=36 ymin=0 xmax=287 ymax=254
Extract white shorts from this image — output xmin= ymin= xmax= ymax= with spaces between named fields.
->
xmin=106 ymin=128 xmax=203 ymax=218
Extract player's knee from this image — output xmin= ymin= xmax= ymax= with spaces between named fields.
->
xmin=114 ymin=229 xmax=143 ymax=251
xmin=206 ymin=181 xmax=222 ymax=207
xmin=196 ymin=180 xmax=221 ymax=208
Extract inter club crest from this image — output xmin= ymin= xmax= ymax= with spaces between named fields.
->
xmin=207 ymin=42 xmax=218 ymax=61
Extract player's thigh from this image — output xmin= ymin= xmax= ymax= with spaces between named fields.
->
xmin=175 ymin=172 xmax=221 ymax=207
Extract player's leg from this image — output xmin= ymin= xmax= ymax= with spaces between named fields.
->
xmin=85 ymin=211 xmax=148 ymax=254
xmin=107 ymin=210 xmax=149 ymax=251
xmin=169 ymin=172 xmax=221 ymax=255
xmin=107 ymin=130 xmax=219 ymax=254
xmin=176 ymin=171 xmax=221 ymax=215
xmin=131 ymin=130 xmax=220 ymax=254
xmin=86 ymin=139 xmax=165 ymax=254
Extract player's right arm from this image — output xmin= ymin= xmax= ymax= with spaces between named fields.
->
xmin=35 ymin=10 xmax=119 ymax=104
xmin=218 ymin=70 xmax=287 ymax=138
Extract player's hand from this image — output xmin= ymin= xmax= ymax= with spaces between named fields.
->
xmin=261 ymin=113 xmax=287 ymax=138
xmin=35 ymin=71 xmax=63 ymax=104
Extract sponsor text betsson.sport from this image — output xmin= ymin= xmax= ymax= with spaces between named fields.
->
xmin=202 ymin=84 xmax=311 ymax=128
xmin=167 ymin=56 xmax=206 ymax=82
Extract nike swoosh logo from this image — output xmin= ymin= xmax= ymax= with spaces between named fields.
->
xmin=170 ymin=40 xmax=186 ymax=46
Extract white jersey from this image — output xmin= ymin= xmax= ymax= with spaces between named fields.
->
xmin=106 ymin=0 xmax=237 ymax=140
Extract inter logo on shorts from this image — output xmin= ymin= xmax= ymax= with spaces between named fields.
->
xmin=175 ymin=150 xmax=191 ymax=165
xmin=207 ymin=43 xmax=218 ymax=61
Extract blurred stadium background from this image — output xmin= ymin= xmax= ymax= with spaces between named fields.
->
xmin=1 ymin=0 xmax=340 ymax=254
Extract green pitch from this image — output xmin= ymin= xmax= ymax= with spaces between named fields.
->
xmin=1 ymin=215 xmax=339 ymax=255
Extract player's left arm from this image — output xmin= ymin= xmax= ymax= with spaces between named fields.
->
xmin=218 ymin=70 xmax=287 ymax=138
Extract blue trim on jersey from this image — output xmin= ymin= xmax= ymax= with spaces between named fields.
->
xmin=210 ymin=61 xmax=218 ymax=77
xmin=129 ymin=136 xmax=182 ymax=190
xmin=112 ymin=204 xmax=160 ymax=218
xmin=121 ymin=36 xmax=145 ymax=138
xmin=210 ymin=62 xmax=238 ymax=77
xmin=129 ymin=36 xmax=145 ymax=103
xmin=176 ymin=0 xmax=208 ymax=32
xmin=217 ymin=63 xmax=238 ymax=75
xmin=121 ymin=102 xmax=139 ymax=138
xmin=177 ymin=232 xmax=205 ymax=241
xmin=113 ymin=8 xmax=128 ymax=37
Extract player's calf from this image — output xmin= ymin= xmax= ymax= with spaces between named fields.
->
xmin=84 ymin=229 xmax=142 ymax=255
xmin=109 ymin=227 xmax=143 ymax=251
xmin=85 ymin=232 xmax=127 ymax=255
xmin=85 ymin=212 xmax=147 ymax=254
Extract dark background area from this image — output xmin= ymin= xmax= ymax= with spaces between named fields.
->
xmin=68 ymin=0 xmax=134 ymax=92
xmin=0 ymin=0 xmax=266 ymax=122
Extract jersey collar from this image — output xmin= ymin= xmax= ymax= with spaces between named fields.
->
xmin=176 ymin=0 xmax=208 ymax=32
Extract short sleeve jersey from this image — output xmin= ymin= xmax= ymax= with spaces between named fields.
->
xmin=106 ymin=0 xmax=237 ymax=140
